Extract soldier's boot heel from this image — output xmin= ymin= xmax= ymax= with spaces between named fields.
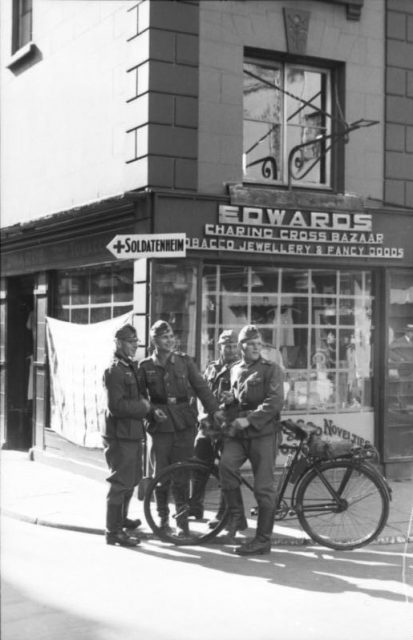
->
xmin=105 ymin=531 xmax=141 ymax=547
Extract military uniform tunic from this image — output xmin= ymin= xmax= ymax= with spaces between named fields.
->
xmin=103 ymin=353 xmax=150 ymax=505
xmin=139 ymin=352 xmax=219 ymax=474
xmin=220 ymin=356 xmax=285 ymax=510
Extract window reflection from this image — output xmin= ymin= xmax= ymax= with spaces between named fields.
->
xmin=152 ymin=262 xmax=197 ymax=355
xmin=386 ymin=271 xmax=413 ymax=428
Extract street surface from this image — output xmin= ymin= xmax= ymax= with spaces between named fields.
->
xmin=1 ymin=517 xmax=412 ymax=640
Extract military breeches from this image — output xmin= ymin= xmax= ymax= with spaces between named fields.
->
xmin=219 ymin=434 xmax=277 ymax=511
xmin=148 ymin=427 xmax=196 ymax=478
xmin=103 ymin=437 xmax=143 ymax=506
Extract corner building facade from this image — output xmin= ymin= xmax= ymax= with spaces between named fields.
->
xmin=1 ymin=0 xmax=412 ymax=479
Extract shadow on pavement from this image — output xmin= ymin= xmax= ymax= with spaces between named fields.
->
xmin=134 ymin=536 xmax=413 ymax=604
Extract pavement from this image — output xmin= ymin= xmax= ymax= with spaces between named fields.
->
xmin=1 ymin=449 xmax=412 ymax=546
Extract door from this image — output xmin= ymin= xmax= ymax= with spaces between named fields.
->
xmin=6 ymin=275 xmax=35 ymax=450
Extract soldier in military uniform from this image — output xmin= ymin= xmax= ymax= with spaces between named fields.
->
xmin=139 ymin=320 xmax=224 ymax=535
xmin=220 ymin=325 xmax=285 ymax=555
xmin=103 ymin=324 xmax=151 ymax=547
xmin=191 ymin=329 xmax=247 ymax=537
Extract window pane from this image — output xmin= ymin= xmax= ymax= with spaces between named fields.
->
xmin=113 ymin=269 xmax=133 ymax=302
xmin=243 ymin=62 xmax=282 ymax=182
xmin=152 ymin=262 xmax=197 ymax=355
xmin=71 ymin=308 xmax=89 ymax=324
xmin=286 ymin=67 xmax=329 ymax=185
xmin=90 ymin=273 xmax=112 ymax=304
xmin=55 ymin=267 xmax=133 ymax=325
xmin=90 ymin=307 xmax=111 ymax=323
xmin=386 ymin=271 xmax=413 ymax=428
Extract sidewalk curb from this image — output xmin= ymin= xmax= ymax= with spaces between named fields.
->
xmin=2 ymin=509 xmax=104 ymax=536
xmin=2 ymin=509 xmax=412 ymax=546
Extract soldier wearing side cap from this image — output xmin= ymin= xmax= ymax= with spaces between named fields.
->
xmin=102 ymin=324 xmax=151 ymax=547
xmin=219 ymin=324 xmax=285 ymax=556
xmin=139 ymin=320 xmax=224 ymax=536
xmin=190 ymin=329 xmax=248 ymax=537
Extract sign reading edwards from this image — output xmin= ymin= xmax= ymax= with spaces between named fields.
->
xmin=185 ymin=205 xmax=406 ymax=260
xmin=107 ymin=233 xmax=187 ymax=260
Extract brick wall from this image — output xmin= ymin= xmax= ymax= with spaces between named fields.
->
xmin=198 ymin=0 xmax=385 ymax=198
xmin=385 ymin=0 xmax=413 ymax=207
xmin=124 ymin=0 xmax=199 ymax=191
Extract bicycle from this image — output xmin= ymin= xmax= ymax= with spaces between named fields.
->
xmin=143 ymin=419 xmax=391 ymax=551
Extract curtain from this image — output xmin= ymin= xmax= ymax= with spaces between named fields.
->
xmin=45 ymin=312 xmax=133 ymax=447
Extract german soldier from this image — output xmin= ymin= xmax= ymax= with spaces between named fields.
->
xmin=103 ymin=324 xmax=151 ymax=547
xmin=139 ymin=320 xmax=224 ymax=536
xmin=192 ymin=329 xmax=247 ymax=538
xmin=219 ymin=324 xmax=285 ymax=555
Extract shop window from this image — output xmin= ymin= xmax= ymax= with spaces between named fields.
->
xmin=202 ymin=265 xmax=374 ymax=415
xmin=151 ymin=262 xmax=198 ymax=355
xmin=12 ymin=0 xmax=32 ymax=53
xmin=56 ymin=266 xmax=133 ymax=324
xmin=243 ymin=57 xmax=333 ymax=188
xmin=386 ymin=270 xmax=413 ymax=433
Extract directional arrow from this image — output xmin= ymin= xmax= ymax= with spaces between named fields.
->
xmin=107 ymin=233 xmax=187 ymax=260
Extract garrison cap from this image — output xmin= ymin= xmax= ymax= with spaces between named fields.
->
xmin=115 ymin=324 xmax=139 ymax=341
xmin=238 ymin=324 xmax=262 ymax=344
xmin=218 ymin=329 xmax=238 ymax=345
xmin=150 ymin=320 xmax=173 ymax=339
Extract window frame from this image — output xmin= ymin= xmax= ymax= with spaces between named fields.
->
xmin=12 ymin=0 xmax=33 ymax=55
xmin=243 ymin=48 xmax=345 ymax=192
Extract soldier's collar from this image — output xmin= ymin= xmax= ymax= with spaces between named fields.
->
xmin=152 ymin=351 xmax=174 ymax=366
xmin=115 ymin=352 xmax=135 ymax=367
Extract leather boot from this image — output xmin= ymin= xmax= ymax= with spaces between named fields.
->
xmin=235 ymin=506 xmax=274 ymax=556
xmin=172 ymin=483 xmax=190 ymax=538
xmin=105 ymin=504 xmax=140 ymax=547
xmin=122 ymin=491 xmax=142 ymax=530
xmin=222 ymin=489 xmax=246 ymax=543
xmin=155 ymin=487 xmax=173 ymax=534
xmin=207 ymin=493 xmax=226 ymax=529
xmin=188 ymin=468 xmax=209 ymax=520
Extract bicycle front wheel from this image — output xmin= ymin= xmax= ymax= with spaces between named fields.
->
xmin=143 ymin=460 xmax=229 ymax=545
xmin=296 ymin=460 xmax=390 ymax=550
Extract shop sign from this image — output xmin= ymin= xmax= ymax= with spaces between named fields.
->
xmin=185 ymin=205 xmax=405 ymax=260
xmin=107 ymin=233 xmax=187 ymax=259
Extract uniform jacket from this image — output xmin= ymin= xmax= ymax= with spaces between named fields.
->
xmin=103 ymin=353 xmax=150 ymax=440
xmin=204 ymin=358 xmax=233 ymax=401
xmin=227 ymin=356 xmax=284 ymax=439
xmin=139 ymin=352 xmax=219 ymax=434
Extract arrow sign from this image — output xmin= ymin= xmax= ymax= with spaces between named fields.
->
xmin=107 ymin=233 xmax=187 ymax=259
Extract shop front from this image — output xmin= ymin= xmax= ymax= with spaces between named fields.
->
xmin=1 ymin=189 xmax=412 ymax=479
xmin=149 ymin=191 xmax=413 ymax=479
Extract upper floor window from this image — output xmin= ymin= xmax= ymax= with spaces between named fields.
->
xmin=243 ymin=57 xmax=333 ymax=189
xmin=12 ymin=0 xmax=32 ymax=54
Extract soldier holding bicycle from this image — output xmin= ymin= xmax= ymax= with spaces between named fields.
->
xmin=220 ymin=324 xmax=285 ymax=556
xmin=191 ymin=329 xmax=247 ymax=538
xmin=139 ymin=320 xmax=224 ymax=536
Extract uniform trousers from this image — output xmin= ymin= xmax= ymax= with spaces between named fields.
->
xmin=219 ymin=433 xmax=277 ymax=511
xmin=103 ymin=437 xmax=143 ymax=505
xmin=148 ymin=427 xmax=196 ymax=477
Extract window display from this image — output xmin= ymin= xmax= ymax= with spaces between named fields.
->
xmin=152 ymin=262 xmax=374 ymax=415
xmin=386 ymin=270 xmax=413 ymax=428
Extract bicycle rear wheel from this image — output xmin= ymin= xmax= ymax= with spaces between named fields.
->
xmin=296 ymin=460 xmax=390 ymax=550
xmin=143 ymin=460 xmax=229 ymax=545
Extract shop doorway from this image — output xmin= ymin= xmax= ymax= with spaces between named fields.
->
xmin=6 ymin=275 xmax=35 ymax=450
